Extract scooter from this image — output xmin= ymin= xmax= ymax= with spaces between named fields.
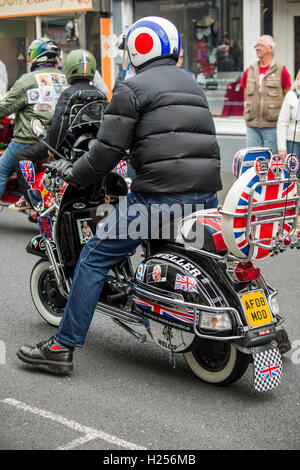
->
xmin=23 ymin=114 xmax=300 ymax=392
xmin=0 ymin=117 xmax=65 ymax=222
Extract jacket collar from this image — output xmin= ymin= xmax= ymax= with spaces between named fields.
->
xmin=136 ymin=57 xmax=177 ymax=74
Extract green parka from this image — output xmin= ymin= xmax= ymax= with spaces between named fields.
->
xmin=0 ymin=66 xmax=68 ymax=144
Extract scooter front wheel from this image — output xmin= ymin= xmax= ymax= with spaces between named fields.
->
xmin=184 ymin=340 xmax=249 ymax=386
xmin=30 ymin=259 xmax=67 ymax=326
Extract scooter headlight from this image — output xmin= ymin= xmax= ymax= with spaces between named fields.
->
xmin=200 ymin=312 xmax=232 ymax=331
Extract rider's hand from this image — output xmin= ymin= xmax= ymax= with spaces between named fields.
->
xmin=43 ymin=159 xmax=75 ymax=185
xmin=48 ymin=150 xmax=55 ymax=162
xmin=279 ymin=150 xmax=287 ymax=161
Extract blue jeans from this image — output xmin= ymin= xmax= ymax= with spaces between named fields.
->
xmin=287 ymin=140 xmax=300 ymax=178
xmin=55 ymin=191 xmax=218 ymax=347
xmin=0 ymin=141 xmax=28 ymax=199
xmin=246 ymin=127 xmax=277 ymax=155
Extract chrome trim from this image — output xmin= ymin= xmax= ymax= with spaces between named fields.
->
xmin=95 ymin=301 xmax=143 ymax=325
xmin=133 ymin=285 xmax=245 ymax=341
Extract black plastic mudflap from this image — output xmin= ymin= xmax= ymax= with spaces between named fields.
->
xmin=252 ymin=344 xmax=282 ymax=392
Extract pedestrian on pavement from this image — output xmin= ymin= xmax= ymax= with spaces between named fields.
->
xmin=0 ymin=59 xmax=8 ymax=98
xmin=240 ymin=34 xmax=292 ymax=154
xmin=17 ymin=16 xmax=222 ymax=374
xmin=277 ymin=69 xmax=300 ymax=177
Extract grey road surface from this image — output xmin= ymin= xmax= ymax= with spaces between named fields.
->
xmin=0 ymin=184 xmax=299 ymax=452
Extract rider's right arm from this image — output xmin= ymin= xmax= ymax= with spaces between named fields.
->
xmin=0 ymin=78 xmax=27 ymax=120
xmin=71 ymin=82 xmax=140 ymax=186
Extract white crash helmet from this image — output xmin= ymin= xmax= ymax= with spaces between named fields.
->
xmin=126 ymin=16 xmax=180 ymax=68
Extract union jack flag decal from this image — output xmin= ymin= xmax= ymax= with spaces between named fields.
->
xmin=175 ymin=274 xmax=198 ymax=293
xmin=261 ymin=362 xmax=280 ymax=380
xmin=19 ymin=160 xmax=35 ymax=184
xmin=133 ymin=295 xmax=195 ymax=324
xmin=116 ymin=160 xmax=127 ymax=174
xmin=38 ymin=216 xmax=53 ymax=240
xmin=233 ymin=169 xmax=298 ymax=259
xmin=197 ymin=210 xmax=227 ymax=252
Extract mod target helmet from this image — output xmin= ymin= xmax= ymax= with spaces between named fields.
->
xmin=27 ymin=37 xmax=59 ymax=71
xmin=126 ymin=16 xmax=181 ymax=69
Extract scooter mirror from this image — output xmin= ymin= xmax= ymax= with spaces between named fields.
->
xmin=27 ymin=188 xmax=44 ymax=212
xmin=31 ymin=118 xmax=47 ymax=140
xmin=19 ymin=160 xmax=35 ymax=184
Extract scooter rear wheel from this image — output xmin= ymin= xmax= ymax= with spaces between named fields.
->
xmin=30 ymin=259 xmax=67 ymax=326
xmin=184 ymin=340 xmax=249 ymax=386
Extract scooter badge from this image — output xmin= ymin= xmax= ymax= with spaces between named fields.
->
xmin=254 ymin=157 xmax=269 ymax=180
xmin=136 ymin=262 xmax=145 ymax=281
xmin=269 ymin=154 xmax=284 ymax=177
xmin=285 ymin=153 xmax=299 ymax=175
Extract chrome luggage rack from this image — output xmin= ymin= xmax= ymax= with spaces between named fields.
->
xmin=219 ymin=175 xmax=300 ymax=260
xmin=178 ymin=174 xmax=300 ymax=263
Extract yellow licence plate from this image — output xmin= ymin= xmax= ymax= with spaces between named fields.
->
xmin=241 ymin=291 xmax=272 ymax=327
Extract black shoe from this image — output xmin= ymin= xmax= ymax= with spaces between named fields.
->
xmin=17 ymin=337 xmax=74 ymax=374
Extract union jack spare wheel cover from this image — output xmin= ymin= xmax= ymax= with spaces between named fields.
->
xmin=221 ymin=167 xmax=298 ymax=260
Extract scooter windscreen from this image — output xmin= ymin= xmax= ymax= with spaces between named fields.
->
xmin=68 ymin=101 xmax=107 ymax=130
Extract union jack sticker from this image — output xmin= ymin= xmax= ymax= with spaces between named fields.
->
xmin=38 ymin=216 xmax=53 ymax=240
xmin=252 ymin=345 xmax=282 ymax=392
xmin=19 ymin=160 xmax=35 ymax=184
xmin=175 ymin=274 xmax=198 ymax=293
xmin=116 ymin=160 xmax=127 ymax=174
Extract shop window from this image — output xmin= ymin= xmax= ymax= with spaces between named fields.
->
xmin=261 ymin=0 xmax=273 ymax=36
xmin=133 ymin=0 xmax=244 ymax=118
xmin=86 ymin=12 xmax=101 ymax=70
xmin=43 ymin=18 xmax=80 ymax=55
xmin=295 ymin=16 xmax=300 ymax=79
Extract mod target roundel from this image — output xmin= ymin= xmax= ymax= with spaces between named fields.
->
xmin=134 ymin=33 xmax=154 ymax=54
xmin=126 ymin=16 xmax=180 ymax=68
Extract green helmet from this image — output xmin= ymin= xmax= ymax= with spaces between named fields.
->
xmin=65 ymin=49 xmax=97 ymax=82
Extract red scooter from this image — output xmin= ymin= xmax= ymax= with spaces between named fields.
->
xmin=0 ymin=117 xmax=64 ymax=222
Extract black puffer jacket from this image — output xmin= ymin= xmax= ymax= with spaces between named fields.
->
xmin=72 ymin=58 xmax=222 ymax=193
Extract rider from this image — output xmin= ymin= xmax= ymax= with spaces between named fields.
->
xmin=17 ymin=17 xmax=222 ymax=373
xmin=10 ymin=49 xmax=107 ymax=210
xmin=0 ymin=38 xmax=66 ymax=203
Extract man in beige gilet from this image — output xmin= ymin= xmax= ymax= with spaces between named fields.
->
xmin=240 ymin=35 xmax=292 ymax=154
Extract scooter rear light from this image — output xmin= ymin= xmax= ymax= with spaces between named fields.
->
xmin=234 ymin=261 xmax=260 ymax=282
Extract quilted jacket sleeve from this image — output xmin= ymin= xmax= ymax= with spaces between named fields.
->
xmin=0 ymin=77 xmax=27 ymax=119
xmin=72 ymin=82 xmax=139 ymax=186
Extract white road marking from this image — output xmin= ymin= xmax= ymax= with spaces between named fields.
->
xmin=1 ymin=398 xmax=147 ymax=451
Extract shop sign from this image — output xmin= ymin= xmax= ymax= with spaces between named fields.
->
xmin=0 ymin=0 xmax=93 ymax=18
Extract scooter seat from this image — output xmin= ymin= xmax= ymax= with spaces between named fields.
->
xmin=179 ymin=208 xmax=227 ymax=253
